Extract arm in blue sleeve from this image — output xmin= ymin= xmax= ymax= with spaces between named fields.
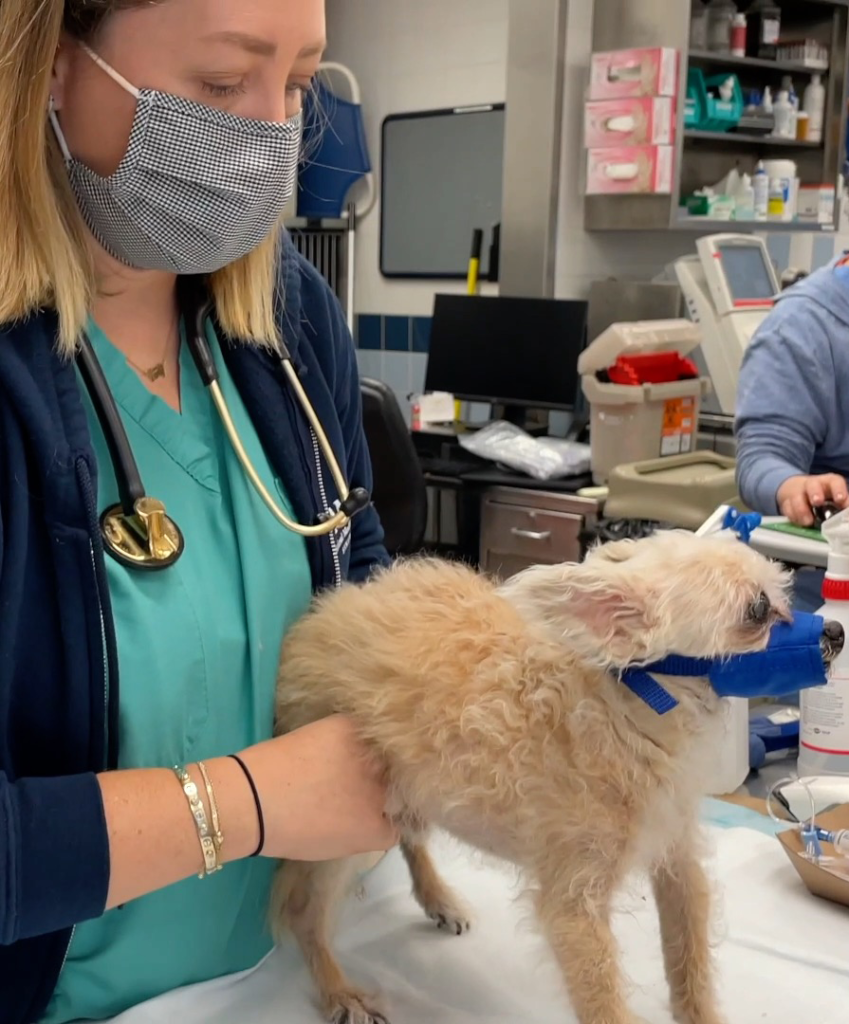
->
xmin=323 ymin=291 xmax=390 ymax=582
xmin=0 ymin=473 xmax=110 ymax=943
xmin=735 ymin=300 xmax=837 ymax=514
xmin=0 ymin=770 xmax=110 ymax=944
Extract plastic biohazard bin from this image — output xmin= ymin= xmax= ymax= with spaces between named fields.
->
xmin=578 ymin=319 xmax=712 ymax=485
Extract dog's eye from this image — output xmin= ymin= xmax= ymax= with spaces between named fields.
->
xmin=747 ymin=592 xmax=771 ymax=625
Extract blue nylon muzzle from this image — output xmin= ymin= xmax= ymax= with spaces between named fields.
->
xmin=620 ymin=612 xmax=829 ymax=715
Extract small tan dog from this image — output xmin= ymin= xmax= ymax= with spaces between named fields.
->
xmin=271 ymin=532 xmax=836 ymax=1024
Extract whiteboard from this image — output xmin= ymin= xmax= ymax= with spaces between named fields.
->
xmin=380 ymin=104 xmax=505 ymax=279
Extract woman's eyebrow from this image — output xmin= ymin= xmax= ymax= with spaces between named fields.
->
xmin=200 ymin=32 xmax=326 ymax=60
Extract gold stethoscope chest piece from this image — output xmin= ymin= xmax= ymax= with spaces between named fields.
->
xmin=101 ymin=496 xmax=184 ymax=569
xmin=80 ymin=276 xmax=371 ymax=572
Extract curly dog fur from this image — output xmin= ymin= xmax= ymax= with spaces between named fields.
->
xmin=271 ymin=532 xmax=799 ymax=1024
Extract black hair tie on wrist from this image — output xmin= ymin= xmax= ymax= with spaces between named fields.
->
xmin=228 ymin=754 xmax=265 ymax=857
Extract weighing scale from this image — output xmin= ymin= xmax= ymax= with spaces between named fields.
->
xmin=674 ymin=233 xmax=781 ymax=416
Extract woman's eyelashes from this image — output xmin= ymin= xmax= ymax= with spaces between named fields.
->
xmin=201 ymin=80 xmax=248 ymax=98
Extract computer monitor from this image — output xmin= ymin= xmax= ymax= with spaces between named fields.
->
xmin=425 ymin=294 xmax=588 ymax=424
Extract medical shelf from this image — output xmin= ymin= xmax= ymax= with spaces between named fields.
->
xmin=683 ymin=129 xmax=822 ymax=148
xmin=586 ymin=0 xmax=849 ymax=232
xmin=688 ymin=50 xmax=831 ymax=77
xmin=672 ymin=216 xmax=833 ymax=233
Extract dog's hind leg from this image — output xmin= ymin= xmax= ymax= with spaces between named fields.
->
xmin=271 ymin=858 xmax=389 ymax=1024
xmin=401 ymin=837 xmax=471 ymax=935
xmin=652 ymin=845 xmax=725 ymax=1024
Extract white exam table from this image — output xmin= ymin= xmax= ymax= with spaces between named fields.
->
xmin=107 ymin=801 xmax=847 ymax=1024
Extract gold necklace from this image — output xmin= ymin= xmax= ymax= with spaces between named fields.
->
xmin=124 ymin=313 xmax=178 ymax=383
xmin=125 ymin=350 xmax=168 ymax=382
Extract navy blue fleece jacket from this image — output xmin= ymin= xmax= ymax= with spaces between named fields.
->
xmin=0 ymin=234 xmax=387 ymax=1024
xmin=736 ymin=256 xmax=849 ymax=513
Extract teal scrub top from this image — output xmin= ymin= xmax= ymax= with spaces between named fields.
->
xmin=43 ymin=321 xmax=313 ymax=1023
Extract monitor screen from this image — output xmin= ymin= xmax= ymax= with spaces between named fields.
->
xmin=425 ymin=295 xmax=588 ymax=409
xmin=718 ymin=244 xmax=776 ymax=302
xmin=381 ymin=105 xmax=505 ymax=279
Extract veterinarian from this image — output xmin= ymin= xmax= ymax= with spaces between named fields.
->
xmin=0 ymin=2 xmax=398 ymax=1022
xmin=736 ymin=254 xmax=849 ymax=612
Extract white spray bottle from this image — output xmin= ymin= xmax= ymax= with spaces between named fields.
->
xmin=799 ymin=507 xmax=849 ymax=778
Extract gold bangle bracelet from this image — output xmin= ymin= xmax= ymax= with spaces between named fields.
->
xmin=173 ymin=765 xmax=220 ymax=878
xmin=196 ymin=760 xmax=224 ymax=856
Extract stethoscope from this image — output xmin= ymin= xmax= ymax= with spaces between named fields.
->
xmin=76 ymin=275 xmax=371 ymax=571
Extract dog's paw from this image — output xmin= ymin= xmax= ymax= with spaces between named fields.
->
xmin=426 ymin=899 xmax=472 ymax=936
xmin=672 ymin=1007 xmax=727 ymax=1024
xmin=673 ymin=1014 xmax=727 ymax=1024
xmin=326 ymin=992 xmax=389 ymax=1024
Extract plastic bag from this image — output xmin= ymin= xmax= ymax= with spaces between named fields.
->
xmin=458 ymin=421 xmax=591 ymax=481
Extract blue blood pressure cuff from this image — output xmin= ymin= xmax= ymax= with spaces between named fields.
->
xmin=621 ymin=612 xmax=828 ymax=715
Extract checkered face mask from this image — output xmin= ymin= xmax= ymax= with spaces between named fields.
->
xmin=49 ymin=45 xmax=302 ymax=274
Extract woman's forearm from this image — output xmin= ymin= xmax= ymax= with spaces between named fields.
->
xmin=99 ymin=757 xmax=259 ymax=910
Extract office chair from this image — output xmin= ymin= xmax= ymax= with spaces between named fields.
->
xmin=359 ymin=377 xmax=428 ymax=557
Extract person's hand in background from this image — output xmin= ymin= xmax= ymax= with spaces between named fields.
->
xmin=777 ymin=474 xmax=849 ymax=527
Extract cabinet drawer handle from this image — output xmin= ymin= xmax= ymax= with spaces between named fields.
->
xmin=510 ymin=527 xmax=552 ymax=541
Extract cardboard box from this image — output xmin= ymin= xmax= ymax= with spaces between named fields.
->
xmin=584 ymin=97 xmax=676 ymax=147
xmin=777 ymin=805 xmax=849 ymax=909
xmin=590 ymin=47 xmax=679 ymax=99
xmin=586 ymin=144 xmax=674 ymax=195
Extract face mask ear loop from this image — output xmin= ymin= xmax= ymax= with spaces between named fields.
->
xmin=47 ymin=96 xmax=72 ymax=164
xmin=79 ymin=42 xmax=141 ymax=99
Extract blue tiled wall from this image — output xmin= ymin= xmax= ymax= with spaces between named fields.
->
xmin=354 ymin=314 xmax=433 ymax=423
xmin=353 ymin=312 xmax=574 ymax=434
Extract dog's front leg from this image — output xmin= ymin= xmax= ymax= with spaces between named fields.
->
xmin=652 ymin=845 xmax=725 ymax=1024
xmin=534 ymin=869 xmax=638 ymax=1024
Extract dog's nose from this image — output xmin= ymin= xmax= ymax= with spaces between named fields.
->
xmin=822 ymin=620 xmax=845 ymax=659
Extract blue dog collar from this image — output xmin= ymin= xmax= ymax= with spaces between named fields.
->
xmin=621 ymin=612 xmax=828 ymax=715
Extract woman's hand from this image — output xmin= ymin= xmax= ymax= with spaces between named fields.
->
xmin=100 ymin=715 xmax=397 ymax=910
xmin=777 ymin=474 xmax=849 ymax=526
xmin=238 ymin=715 xmax=399 ymax=862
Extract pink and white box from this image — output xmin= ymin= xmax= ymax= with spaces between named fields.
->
xmin=586 ymin=145 xmax=675 ymax=195
xmin=584 ymin=97 xmax=675 ymax=148
xmin=589 ymin=47 xmax=679 ymax=99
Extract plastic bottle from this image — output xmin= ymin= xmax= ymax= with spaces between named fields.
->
xmin=735 ymin=172 xmax=755 ymax=220
xmin=781 ymin=76 xmax=799 ymax=138
xmin=747 ymin=0 xmax=781 ymax=60
xmin=706 ymin=0 xmax=737 ymax=53
xmin=690 ymin=0 xmax=709 ymax=51
xmin=730 ymin=13 xmax=747 ymax=57
xmin=804 ymin=74 xmax=826 ymax=144
xmin=753 ymin=160 xmax=769 ymax=220
xmin=773 ymin=90 xmax=794 ymax=139
xmin=761 ymin=85 xmax=774 ymax=115
xmin=799 ymin=508 xmax=849 ymax=778
xmin=767 ymin=177 xmax=786 ymax=220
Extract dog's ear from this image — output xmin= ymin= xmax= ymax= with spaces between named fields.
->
xmin=559 ymin=564 xmax=655 ymax=664
xmin=501 ymin=560 xmax=656 ymax=666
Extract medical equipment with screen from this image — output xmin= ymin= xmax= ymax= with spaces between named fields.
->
xmin=674 ymin=233 xmax=780 ymax=416
xmin=77 ymin=275 xmax=370 ymax=572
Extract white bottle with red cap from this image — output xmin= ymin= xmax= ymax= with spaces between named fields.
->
xmin=799 ymin=508 xmax=849 ymax=778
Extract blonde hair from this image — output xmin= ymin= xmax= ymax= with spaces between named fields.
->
xmin=0 ymin=0 xmax=281 ymax=357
